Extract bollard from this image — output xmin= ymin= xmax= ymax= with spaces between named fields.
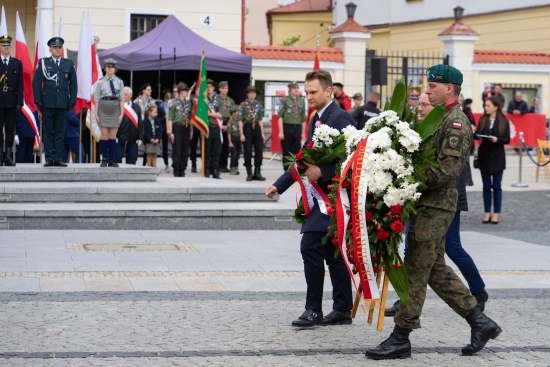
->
xmin=512 ymin=131 xmax=528 ymax=188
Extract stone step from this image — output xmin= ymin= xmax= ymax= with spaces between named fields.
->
xmin=0 ymin=202 xmax=298 ymax=230
xmin=0 ymin=164 xmax=159 ymax=182
xmin=0 ymin=180 xmax=277 ymax=203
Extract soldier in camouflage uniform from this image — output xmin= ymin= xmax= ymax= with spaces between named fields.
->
xmin=366 ymin=65 xmax=501 ymax=360
xmin=277 ymin=81 xmax=306 ymax=170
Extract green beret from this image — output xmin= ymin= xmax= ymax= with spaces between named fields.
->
xmin=426 ymin=64 xmax=463 ymax=86
xmin=48 ymin=37 xmax=64 ymax=47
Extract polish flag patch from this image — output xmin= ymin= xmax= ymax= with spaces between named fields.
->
xmin=452 ymin=122 xmax=462 ymax=129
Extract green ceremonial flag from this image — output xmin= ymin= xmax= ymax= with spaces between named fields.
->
xmin=191 ymin=53 xmax=210 ymax=137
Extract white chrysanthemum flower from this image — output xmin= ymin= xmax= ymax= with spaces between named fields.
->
xmin=331 ymin=128 xmax=340 ymax=137
xmin=367 ymin=129 xmax=392 ymax=150
xmin=345 ymin=129 xmax=368 ymax=155
xmin=342 ymin=125 xmax=357 ymax=139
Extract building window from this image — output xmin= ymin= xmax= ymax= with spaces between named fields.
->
xmin=130 ymin=15 xmax=167 ymax=41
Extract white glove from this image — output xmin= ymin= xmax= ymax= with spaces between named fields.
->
xmin=15 ymin=135 xmax=19 ymax=145
xmin=137 ymin=140 xmax=142 ymax=147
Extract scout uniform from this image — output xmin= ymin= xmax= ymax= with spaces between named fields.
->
xmin=0 ymin=34 xmax=23 ymax=166
xmin=205 ymin=79 xmax=222 ymax=178
xmin=277 ymin=81 xmax=305 ymax=169
xmin=367 ymin=64 xmax=501 ymax=360
xmin=167 ymin=83 xmax=191 ymax=177
xmin=215 ymin=81 xmax=235 ymax=172
xmin=227 ymin=105 xmax=241 ymax=175
xmin=32 ymin=37 xmax=78 ymax=167
xmin=240 ymin=85 xmax=265 ymax=181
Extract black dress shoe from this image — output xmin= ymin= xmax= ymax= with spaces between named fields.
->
xmin=108 ymin=160 xmax=119 ymax=167
xmin=191 ymin=166 xmax=197 ymax=173
xmin=291 ymin=310 xmax=323 ymax=327
xmin=384 ymin=300 xmax=400 ymax=317
xmin=365 ymin=325 xmax=412 ymax=360
xmin=462 ymin=307 xmax=502 ymax=356
xmin=44 ymin=160 xmax=54 ymax=167
xmin=474 ymin=290 xmax=489 ymax=312
xmin=54 ymin=161 xmax=68 ymax=167
xmin=219 ymin=167 xmax=230 ymax=173
xmin=320 ymin=310 xmax=352 ymax=325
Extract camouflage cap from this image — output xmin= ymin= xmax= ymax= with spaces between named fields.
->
xmin=352 ymin=93 xmax=362 ymax=100
xmin=47 ymin=37 xmax=64 ymax=47
xmin=426 ymin=64 xmax=463 ymax=86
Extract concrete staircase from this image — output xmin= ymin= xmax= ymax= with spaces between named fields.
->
xmin=0 ymin=164 xmax=297 ymax=230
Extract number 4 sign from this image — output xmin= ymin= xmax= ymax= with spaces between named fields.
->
xmin=201 ymin=14 xmax=213 ymax=28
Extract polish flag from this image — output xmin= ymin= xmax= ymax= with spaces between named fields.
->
xmin=58 ymin=17 xmax=65 ymax=58
xmin=0 ymin=6 xmax=7 ymax=36
xmin=16 ymin=11 xmax=40 ymax=146
xmin=34 ymin=10 xmax=47 ymax=69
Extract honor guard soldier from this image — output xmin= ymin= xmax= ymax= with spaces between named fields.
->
xmin=33 ymin=37 xmax=78 ymax=167
xmin=0 ymin=34 xmax=23 ymax=166
xmin=277 ymin=81 xmax=306 ymax=170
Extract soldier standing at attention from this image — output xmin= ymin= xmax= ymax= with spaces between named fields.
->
xmin=216 ymin=81 xmax=235 ymax=173
xmin=167 ymin=82 xmax=191 ymax=177
xmin=94 ymin=58 xmax=124 ymax=167
xmin=239 ymin=85 xmax=266 ymax=181
xmin=365 ymin=65 xmax=501 ymax=360
xmin=0 ymin=34 xmax=23 ymax=167
xmin=277 ymin=81 xmax=306 ymax=171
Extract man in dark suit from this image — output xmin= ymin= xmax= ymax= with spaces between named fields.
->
xmin=0 ymin=34 xmax=23 ymax=166
xmin=33 ymin=37 xmax=77 ymax=167
xmin=266 ymin=69 xmax=355 ymax=327
xmin=116 ymin=86 xmax=142 ymax=165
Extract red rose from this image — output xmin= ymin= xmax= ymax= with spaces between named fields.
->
xmin=341 ymin=180 xmax=349 ymax=188
xmin=295 ymin=151 xmax=303 ymax=160
xmin=390 ymin=204 xmax=402 ymax=215
xmin=306 ymin=141 xmax=314 ymax=148
xmin=391 ymin=220 xmax=405 ymax=233
xmin=377 ymin=228 xmax=389 ymax=241
xmin=366 ymin=212 xmax=373 ymax=222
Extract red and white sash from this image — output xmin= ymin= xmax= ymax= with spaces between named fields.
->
xmin=123 ymin=104 xmax=139 ymax=130
xmin=21 ymin=104 xmax=40 ymax=146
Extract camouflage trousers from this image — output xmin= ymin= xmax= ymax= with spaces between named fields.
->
xmin=395 ymin=205 xmax=477 ymax=330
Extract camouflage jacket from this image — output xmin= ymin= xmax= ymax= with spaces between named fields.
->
xmin=418 ymin=102 xmax=473 ymax=211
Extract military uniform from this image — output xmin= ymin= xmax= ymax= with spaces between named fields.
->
xmin=168 ymin=83 xmax=191 ymax=177
xmin=0 ymin=35 xmax=23 ymax=166
xmin=32 ymin=37 xmax=77 ymax=166
xmin=216 ymin=81 xmax=235 ymax=172
xmin=278 ymin=81 xmax=305 ymax=169
xmin=240 ymin=85 xmax=265 ymax=181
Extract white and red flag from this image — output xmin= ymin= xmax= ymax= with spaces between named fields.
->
xmin=58 ymin=17 xmax=65 ymax=58
xmin=34 ymin=10 xmax=47 ymax=69
xmin=15 ymin=11 xmax=40 ymax=146
xmin=0 ymin=6 xmax=7 ymax=36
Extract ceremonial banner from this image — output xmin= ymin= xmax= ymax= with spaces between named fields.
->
xmin=191 ymin=53 xmax=209 ymax=137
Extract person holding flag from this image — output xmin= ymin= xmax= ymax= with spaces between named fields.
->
xmin=33 ymin=37 xmax=77 ymax=167
xmin=0 ymin=34 xmax=23 ymax=167
xmin=204 ymin=79 xmax=223 ymax=179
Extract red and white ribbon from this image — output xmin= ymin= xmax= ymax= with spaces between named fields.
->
xmin=21 ymin=104 xmax=40 ymax=146
xmin=291 ymin=162 xmax=332 ymax=217
xmin=123 ymin=104 xmax=139 ymax=130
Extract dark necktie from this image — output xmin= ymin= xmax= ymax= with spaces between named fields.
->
xmin=109 ymin=78 xmax=116 ymax=96
xmin=3 ymin=59 xmax=7 ymax=66
xmin=55 ymin=59 xmax=59 ymax=67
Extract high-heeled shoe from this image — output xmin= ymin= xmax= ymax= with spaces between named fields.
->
xmin=491 ymin=215 xmax=499 ymax=225
xmin=482 ymin=214 xmax=491 ymax=224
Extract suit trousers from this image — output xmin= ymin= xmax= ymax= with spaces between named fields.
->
xmin=205 ymin=125 xmax=221 ymax=173
xmin=395 ymin=206 xmax=476 ymax=330
xmin=172 ymin=124 xmax=190 ymax=172
xmin=16 ymin=137 xmax=35 ymax=163
xmin=0 ymin=108 xmax=16 ymax=149
xmin=160 ymin=120 xmax=169 ymax=166
xmin=301 ymin=231 xmax=353 ymax=312
xmin=42 ymin=108 xmax=67 ymax=162
xmin=116 ymin=141 xmax=138 ymax=164
xmin=243 ymin=122 xmax=263 ymax=168
xmin=281 ymin=124 xmax=302 ymax=170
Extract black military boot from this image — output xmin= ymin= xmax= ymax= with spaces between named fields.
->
xmin=4 ymin=147 xmax=16 ymax=166
xmin=173 ymin=169 xmax=181 ymax=177
xmin=253 ymin=167 xmax=266 ymax=181
xmin=246 ymin=167 xmax=253 ymax=181
xmin=191 ymin=163 xmax=197 ymax=173
xmin=384 ymin=300 xmax=400 ymax=317
xmin=212 ymin=170 xmax=221 ymax=179
xmin=462 ymin=307 xmax=501 ymax=356
xmin=204 ymin=169 xmax=211 ymax=178
xmin=474 ymin=290 xmax=489 ymax=312
xmin=0 ymin=150 xmax=4 ymax=167
xmin=365 ymin=325 xmax=412 ymax=360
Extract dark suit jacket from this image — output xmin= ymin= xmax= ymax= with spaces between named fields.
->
xmin=475 ymin=116 xmax=510 ymax=175
xmin=65 ymin=108 xmax=82 ymax=139
xmin=117 ymin=103 xmax=142 ymax=143
xmin=0 ymin=57 xmax=23 ymax=108
xmin=142 ymin=116 xmax=162 ymax=142
xmin=32 ymin=57 xmax=78 ymax=109
xmin=273 ymin=101 xmax=355 ymax=233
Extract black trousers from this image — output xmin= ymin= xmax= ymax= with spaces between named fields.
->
xmin=160 ymin=121 xmax=169 ymax=166
xmin=0 ymin=108 xmax=16 ymax=149
xmin=282 ymin=123 xmax=302 ymax=169
xmin=229 ymin=135 xmax=242 ymax=168
xmin=190 ymin=125 xmax=200 ymax=166
xmin=219 ymin=119 xmax=230 ymax=169
xmin=42 ymin=108 xmax=67 ymax=162
xmin=205 ymin=125 xmax=221 ymax=172
xmin=243 ymin=122 xmax=263 ymax=168
xmin=172 ymin=123 xmax=190 ymax=172
xmin=301 ymin=231 xmax=353 ymax=312
xmin=16 ymin=137 xmax=35 ymax=163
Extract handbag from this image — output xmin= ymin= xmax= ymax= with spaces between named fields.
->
xmin=473 ymin=154 xmax=479 ymax=169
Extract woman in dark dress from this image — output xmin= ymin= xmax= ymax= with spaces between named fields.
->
xmin=475 ymin=96 xmax=510 ymax=224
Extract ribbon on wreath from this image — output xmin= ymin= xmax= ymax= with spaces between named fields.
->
xmin=335 ymin=137 xmax=380 ymax=300
xmin=290 ymin=162 xmax=332 ymax=217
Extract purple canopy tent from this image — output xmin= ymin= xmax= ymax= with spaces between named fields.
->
xmin=98 ymin=15 xmax=251 ymax=88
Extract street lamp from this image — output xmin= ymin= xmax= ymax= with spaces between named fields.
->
xmin=453 ymin=6 xmax=464 ymax=22
xmin=346 ymin=2 xmax=357 ymax=20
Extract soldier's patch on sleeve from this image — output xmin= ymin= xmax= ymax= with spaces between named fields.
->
xmin=449 ymin=136 xmax=459 ymax=148
xmin=442 ymin=133 xmax=464 ymax=157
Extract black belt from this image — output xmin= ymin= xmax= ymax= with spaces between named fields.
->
xmin=101 ymin=96 xmax=119 ymax=101
xmin=1 ymin=86 xmax=16 ymax=92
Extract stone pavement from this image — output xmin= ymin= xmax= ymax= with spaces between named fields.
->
xmin=0 ymin=151 xmax=548 ymax=365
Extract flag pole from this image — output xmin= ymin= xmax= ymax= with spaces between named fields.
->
xmin=201 ymin=134 xmax=205 ymax=177
xmin=78 ymin=110 xmax=82 ymax=163
xmin=158 ymin=47 xmax=162 ymax=100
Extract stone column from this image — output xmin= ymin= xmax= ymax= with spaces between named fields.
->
xmin=36 ymin=0 xmax=54 ymax=43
